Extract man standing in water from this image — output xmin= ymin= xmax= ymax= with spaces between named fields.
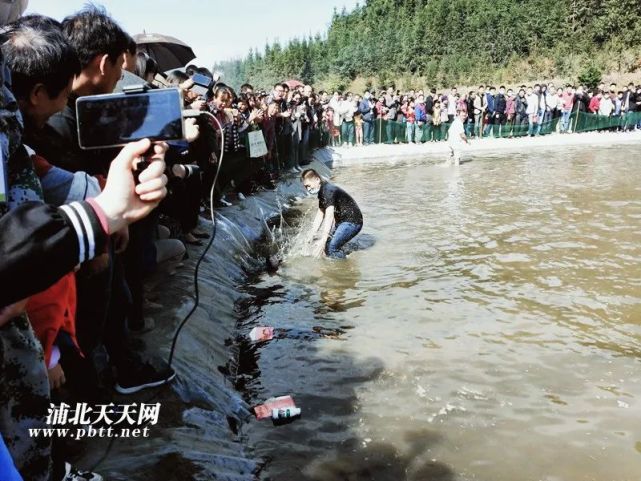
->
xmin=447 ymin=109 xmax=469 ymax=165
xmin=301 ymin=169 xmax=363 ymax=259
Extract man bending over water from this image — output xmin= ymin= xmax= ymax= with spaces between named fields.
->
xmin=301 ymin=169 xmax=363 ymax=259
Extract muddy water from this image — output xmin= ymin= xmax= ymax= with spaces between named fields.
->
xmin=237 ymin=146 xmax=641 ymax=481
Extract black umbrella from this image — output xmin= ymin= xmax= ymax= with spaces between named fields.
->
xmin=134 ymin=32 xmax=196 ymax=72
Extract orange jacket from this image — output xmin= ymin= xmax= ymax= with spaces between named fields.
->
xmin=26 ymin=272 xmax=81 ymax=367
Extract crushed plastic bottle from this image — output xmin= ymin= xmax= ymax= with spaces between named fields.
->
xmin=249 ymin=326 xmax=274 ymax=342
xmin=254 ymin=395 xmax=296 ymax=420
xmin=271 ymin=407 xmax=301 ymax=420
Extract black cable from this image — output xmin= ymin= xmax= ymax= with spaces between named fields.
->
xmin=167 ymin=206 xmax=216 ymax=368
xmin=90 ymin=111 xmax=224 ymax=473
xmin=166 ymin=110 xmax=224 ymax=369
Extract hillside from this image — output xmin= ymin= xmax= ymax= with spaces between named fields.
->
xmin=215 ymin=0 xmax=641 ymax=92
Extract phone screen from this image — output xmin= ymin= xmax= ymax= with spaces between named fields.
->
xmin=189 ymin=73 xmax=213 ymax=98
xmin=76 ymin=88 xmax=184 ymax=149
xmin=191 ymin=73 xmax=212 ymax=88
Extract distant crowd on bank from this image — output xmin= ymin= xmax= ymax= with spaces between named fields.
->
xmin=194 ymin=79 xmax=641 ymax=175
xmin=307 ymin=82 xmax=641 ymax=146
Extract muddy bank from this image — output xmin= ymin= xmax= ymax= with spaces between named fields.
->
xmin=75 ymin=160 xmax=331 ymax=481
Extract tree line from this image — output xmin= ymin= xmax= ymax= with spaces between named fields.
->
xmin=215 ymin=0 xmax=641 ymax=92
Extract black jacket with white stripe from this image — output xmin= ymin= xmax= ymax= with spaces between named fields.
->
xmin=0 ymin=200 xmax=107 ymax=307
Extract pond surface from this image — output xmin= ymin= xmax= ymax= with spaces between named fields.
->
xmin=237 ymin=145 xmax=641 ymax=481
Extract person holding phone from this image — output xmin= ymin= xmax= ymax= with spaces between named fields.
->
xmin=1 ymin=18 xmax=169 ymax=481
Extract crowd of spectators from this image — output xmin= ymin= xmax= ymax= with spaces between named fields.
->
xmin=2 ymin=2 xmax=641 ymax=481
xmin=318 ymin=82 xmax=641 ymax=146
xmin=0 ymin=4 xmax=249 ymax=481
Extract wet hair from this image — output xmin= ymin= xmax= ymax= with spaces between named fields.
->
xmin=2 ymin=19 xmax=81 ymax=101
xmin=134 ymin=51 xmax=157 ymax=80
xmin=61 ymin=5 xmax=128 ymax=69
xmin=166 ymin=69 xmax=189 ymax=85
xmin=301 ymin=169 xmax=321 ymax=181
xmin=499 ymin=85 xmax=506 ymax=90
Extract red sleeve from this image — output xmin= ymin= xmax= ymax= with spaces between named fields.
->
xmin=26 ymin=272 xmax=78 ymax=367
xmin=31 ymin=154 xmax=53 ymax=178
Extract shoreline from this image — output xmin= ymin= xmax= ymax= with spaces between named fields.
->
xmin=322 ymin=130 xmax=641 ymax=165
xmin=74 ymin=162 xmax=331 ymax=480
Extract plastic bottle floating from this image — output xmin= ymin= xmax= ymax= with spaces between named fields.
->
xmin=249 ymin=326 xmax=275 ymax=342
xmin=254 ymin=395 xmax=297 ymax=420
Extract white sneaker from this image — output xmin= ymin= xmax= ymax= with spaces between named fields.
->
xmin=238 ymin=193 xmax=246 ymax=200
xmin=62 ymin=463 xmax=103 ymax=481
xmin=219 ymin=196 xmax=232 ymax=207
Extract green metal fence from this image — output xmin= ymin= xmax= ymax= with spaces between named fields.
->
xmin=322 ymin=111 xmax=641 ymax=145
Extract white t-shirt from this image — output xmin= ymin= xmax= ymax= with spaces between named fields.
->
xmin=448 ymin=118 xmax=466 ymax=146
xmin=598 ymin=98 xmax=614 ymax=116
xmin=447 ymin=95 xmax=457 ymax=116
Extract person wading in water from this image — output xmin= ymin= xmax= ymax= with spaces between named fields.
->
xmin=301 ymin=169 xmax=363 ymax=259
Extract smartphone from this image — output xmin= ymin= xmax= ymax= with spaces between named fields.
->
xmin=76 ymin=88 xmax=185 ymax=150
xmin=190 ymin=72 xmax=213 ymax=97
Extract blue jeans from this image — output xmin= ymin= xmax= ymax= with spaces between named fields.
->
xmin=560 ymin=110 xmax=571 ymax=132
xmin=527 ymin=114 xmax=537 ymax=136
xmin=363 ymin=120 xmax=374 ymax=144
xmin=535 ymin=109 xmax=545 ymax=135
xmin=406 ymin=122 xmax=415 ymax=143
xmin=341 ymin=121 xmax=355 ymax=145
xmin=325 ymin=222 xmax=362 ymax=259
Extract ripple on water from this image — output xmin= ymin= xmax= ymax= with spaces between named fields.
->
xmin=243 ymin=146 xmax=641 ymax=481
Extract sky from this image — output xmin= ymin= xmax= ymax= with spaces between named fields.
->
xmin=25 ymin=0 xmax=360 ymax=66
